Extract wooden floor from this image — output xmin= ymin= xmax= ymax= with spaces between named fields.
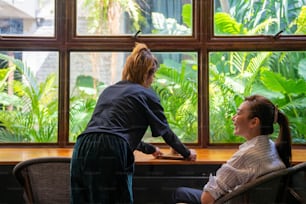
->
xmin=0 ymin=147 xmax=305 ymax=165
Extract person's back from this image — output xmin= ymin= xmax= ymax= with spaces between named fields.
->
xmin=82 ymin=80 xmax=168 ymax=151
xmin=227 ymin=135 xmax=285 ymax=178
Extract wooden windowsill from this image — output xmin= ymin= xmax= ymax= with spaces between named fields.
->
xmin=0 ymin=148 xmax=305 ymax=165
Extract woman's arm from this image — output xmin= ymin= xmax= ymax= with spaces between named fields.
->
xmin=136 ymin=141 xmax=162 ymax=157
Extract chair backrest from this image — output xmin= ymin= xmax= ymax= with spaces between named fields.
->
xmin=286 ymin=162 xmax=306 ymax=204
xmin=214 ymin=168 xmax=290 ymax=204
xmin=13 ymin=157 xmax=71 ymax=204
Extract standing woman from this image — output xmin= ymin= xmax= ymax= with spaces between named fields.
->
xmin=173 ymin=94 xmax=291 ymax=204
xmin=70 ymin=43 xmax=197 ymax=204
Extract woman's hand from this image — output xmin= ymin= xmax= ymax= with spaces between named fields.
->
xmin=187 ymin=149 xmax=197 ymax=161
xmin=152 ymin=146 xmax=163 ymax=158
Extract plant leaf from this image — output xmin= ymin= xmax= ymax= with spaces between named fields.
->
xmin=298 ymin=58 xmax=306 ymax=80
xmin=261 ymin=69 xmax=306 ymax=94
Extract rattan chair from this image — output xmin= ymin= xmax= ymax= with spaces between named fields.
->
xmin=13 ymin=157 xmax=71 ymax=204
xmin=214 ymin=168 xmax=290 ymax=204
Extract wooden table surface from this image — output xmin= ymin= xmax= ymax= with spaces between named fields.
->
xmin=0 ymin=147 xmax=305 ymax=165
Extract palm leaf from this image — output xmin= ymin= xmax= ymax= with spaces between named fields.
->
xmin=215 ymin=12 xmax=246 ymax=34
xmin=0 ymin=53 xmax=39 ymax=94
xmin=248 ymin=18 xmax=278 ymax=34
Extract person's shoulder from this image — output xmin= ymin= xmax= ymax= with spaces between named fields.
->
xmin=135 ymin=88 xmax=158 ymax=102
xmin=237 ymin=136 xmax=271 ymax=160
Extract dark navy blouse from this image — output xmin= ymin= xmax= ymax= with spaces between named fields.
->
xmin=80 ymin=80 xmax=190 ymax=158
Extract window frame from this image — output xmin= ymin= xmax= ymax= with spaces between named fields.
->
xmin=0 ymin=0 xmax=305 ymax=148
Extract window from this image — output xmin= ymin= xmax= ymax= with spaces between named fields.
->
xmin=0 ymin=0 xmax=55 ymax=36
xmin=214 ymin=0 xmax=305 ymax=36
xmin=69 ymin=51 xmax=198 ymax=143
xmin=209 ymin=51 xmax=306 ymax=144
xmin=0 ymin=0 xmax=305 ymax=147
xmin=0 ymin=51 xmax=59 ymax=143
xmin=76 ymin=0 xmax=192 ymax=35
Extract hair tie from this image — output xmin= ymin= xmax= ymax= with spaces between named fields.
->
xmin=274 ymin=106 xmax=278 ymax=123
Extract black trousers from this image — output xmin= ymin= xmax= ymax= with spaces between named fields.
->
xmin=70 ymin=133 xmax=134 ymax=204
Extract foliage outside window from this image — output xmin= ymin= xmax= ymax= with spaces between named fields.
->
xmin=214 ymin=0 xmax=306 ymax=35
xmin=77 ymin=0 xmax=192 ymax=35
xmin=209 ymin=51 xmax=306 ymax=144
xmin=0 ymin=52 xmax=59 ymax=142
xmin=69 ymin=52 xmax=198 ymax=143
xmin=0 ymin=0 xmax=305 ymax=146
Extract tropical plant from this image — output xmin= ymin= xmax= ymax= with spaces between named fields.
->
xmin=210 ymin=4 xmax=306 ymax=143
xmin=82 ymin=0 xmax=142 ymax=34
xmin=215 ymin=0 xmax=306 ymax=35
xmin=143 ymin=3 xmax=197 ymax=142
xmin=68 ymin=55 xmax=198 ymax=143
xmin=69 ymin=75 xmax=105 ymax=141
xmin=0 ymin=53 xmax=58 ymax=142
xmin=151 ymin=56 xmax=198 ymax=142
xmin=151 ymin=4 xmax=192 ymax=35
xmin=67 ymin=0 xmax=145 ymax=142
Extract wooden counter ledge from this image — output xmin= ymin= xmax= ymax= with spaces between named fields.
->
xmin=0 ymin=148 xmax=305 ymax=165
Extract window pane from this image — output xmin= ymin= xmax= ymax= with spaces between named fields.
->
xmin=0 ymin=51 xmax=59 ymax=143
xmin=209 ymin=51 xmax=306 ymax=144
xmin=69 ymin=51 xmax=198 ymax=143
xmin=0 ymin=0 xmax=55 ymax=36
xmin=77 ymin=0 xmax=192 ymax=36
xmin=214 ymin=0 xmax=306 ymax=36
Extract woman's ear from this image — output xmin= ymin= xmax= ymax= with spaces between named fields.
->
xmin=250 ymin=117 xmax=260 ymax=128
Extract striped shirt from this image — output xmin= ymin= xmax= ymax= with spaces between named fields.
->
xmin=203 ymin=135 xmax=285 ymax=200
